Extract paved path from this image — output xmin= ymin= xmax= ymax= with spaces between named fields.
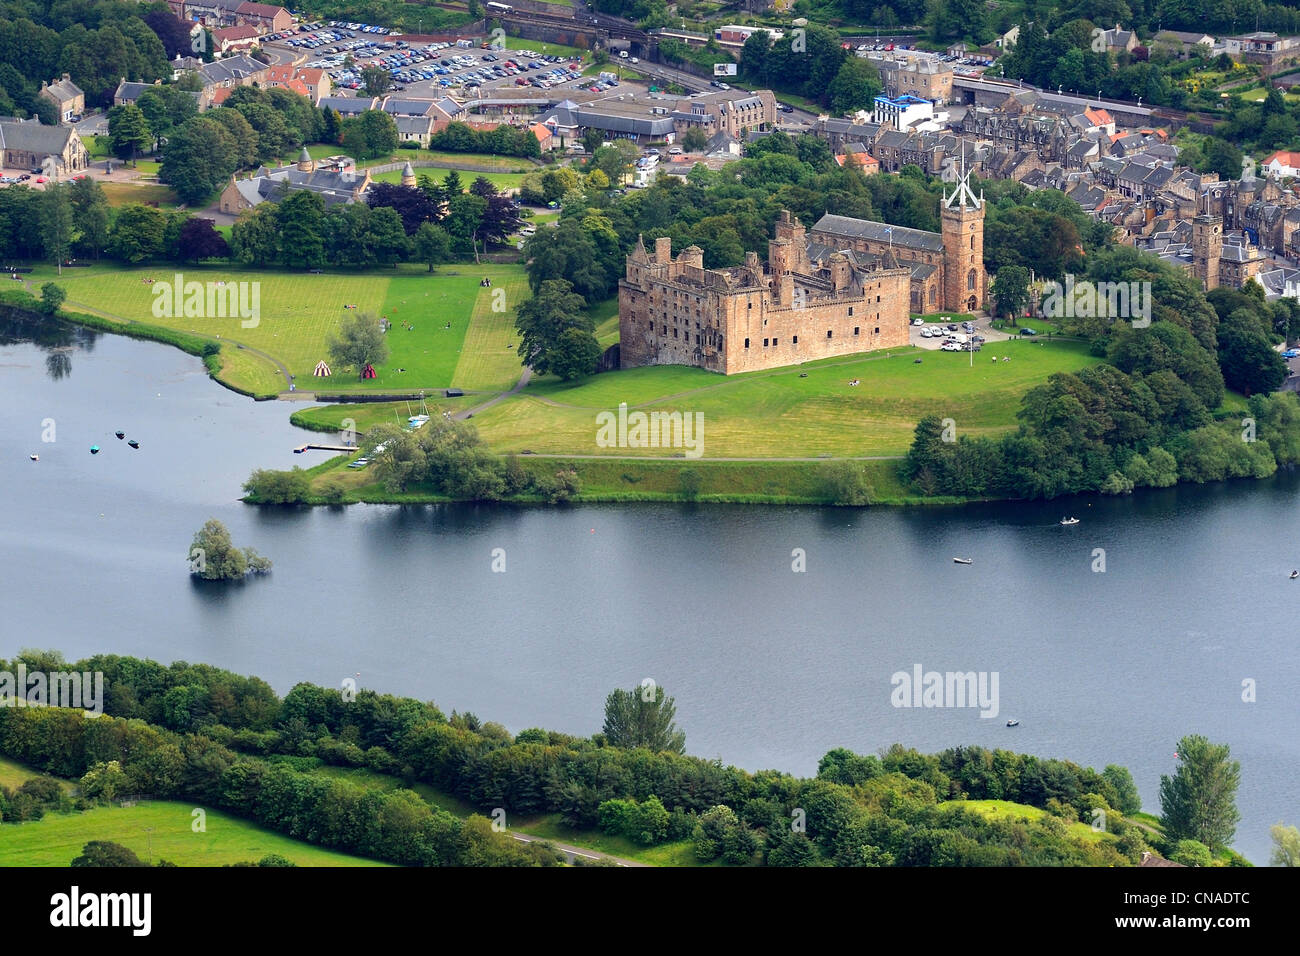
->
xmin=454 ymin=366 xmax=532 ymax=420
xmin=510 ymin=832 xmax=647 ymax=867
xmin=513 ymin=453 xmax=905 ymax=461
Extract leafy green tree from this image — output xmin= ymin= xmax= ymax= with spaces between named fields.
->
xmin=681 ymin=126 xmax=708 ymax=152
xmin=361 ymin=65 xmax=392 ymax=97
xmin=80 ymin=760 xmax=129 ymax=801
xmin=1159 ymin=735 xmax=1241 ymax=853
xmin=1217 ymin=309 xmax=1288 ymax=396
xmin=363 ymin=206 xmax=409 ymax=266
xmin=161 ymin=116 xmax=238 ymax=206
xmin=68 ymin=175 xmax=110 ymax=258
xmin=40 ymin=185 xmax=74 ymax=275
xmin=39 ymin=282 xmax=65 ymax=316
xmin=108 ymin=104 xmax=152 ymax=164
xmin=329 ymin=311 xmax=390 ymax=378
xmin=601 ymin=684 xmax=686 ymax=754
xmin=582 ymin=127 xmax=605 ymax=155
xmin=514 ymin=279 xmax=598 ymax=379
xmin=412 ymin=222 xmax=452 ymax=272
xmin=1271 ymin=823 xmax=1300 ymax=866
xmin=828 ymin=57 xmax=882 ymax=114
xmin=189 ymin=518 xmax=270 ymax=580
xmin=71 ymin=841 xmax=146 ymax=867
xmin=342 ymin=110 xmax=398 ymax=159
xmin=991 ymin=265 xmax=1030 ymax=319
xmin=108 ymin=203 xmax=168 ymax=262
xmin=275 ymin=191 xmax=325 ymax=268
xmin=1102 ymin=765 xmax=1141 ymax=815
xmin=1169 ymin=839 xmax=1213 ymax=867
xmin=820 ymin=461 xmax=874 ymax=505
xmin=1204 ymin=138 xmax=1244 ymax=182
xmin=242 ymin=468 xmax=312 ymax=504
xmin=208 ymin=107 xmax=260 ymax=168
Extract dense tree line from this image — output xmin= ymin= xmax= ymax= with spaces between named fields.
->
xmin=0 ymin=1 xmax=178 ymax=114
xmin=740 ymin=24 xmax=882 ymax=112
xmin=0 ymin=651 xmax=1210 ymax=866
xmin=429 ymin=121 xmax=541 ymax=159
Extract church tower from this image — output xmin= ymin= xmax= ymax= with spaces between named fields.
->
xmin=941 ymin=148 xmax=986 ymax=313
xmin=1192 ymin=214 xmax=1222 ymax=291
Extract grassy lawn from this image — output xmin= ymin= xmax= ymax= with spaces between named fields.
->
xmin=283 ymin=145 xmax=534 ymax=172
xmin=0 ymin=801 xmax=390 ymax=866
xmin=496 ymin=37 xmax=588 ymax=60
xmin=0 ymin=755 xmax=385 ymax=866
xmin=467 ymin=338 xmax=1099 ymax=458
xmin=50 ymin=262 xmax=529 ymax=395
xmin=452 ymin=269 xmax=528 ymax=390
xmin=100 ymin=183 xmax=179 ymax=208
xmin=939 ymin=799 xmax=1118 ymax=844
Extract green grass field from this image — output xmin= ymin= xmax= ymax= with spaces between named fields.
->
xmin=938 ymin=799 xmax=1119 ymax=844
xmin=50 ymin=262 xmax=529 ymax=395
xmin=282 ymin=145 xmax=534 ymax=173
xmin=0 ymin=757 xmax=386 ymax=866
xmin=0 ymin=802 xmax=390 ymax=866
xmin=100 ymin=183 xmax=179 ymax=208
xmin=467 ymin=338 xmax=1098 ymax=458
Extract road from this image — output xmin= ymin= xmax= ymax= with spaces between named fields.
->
xmin=510 ymin=831 xmax=647 ymax=866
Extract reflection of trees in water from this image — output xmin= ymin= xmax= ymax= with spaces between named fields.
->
xmin=46 ymin=350 xmax=71 ymax=380
xmin=0 ymin=307 xmax=99 ymax=380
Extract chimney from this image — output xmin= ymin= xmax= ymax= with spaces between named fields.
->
xmin=829 ymin=252 xmax=850 ymax=291
xmin=777 ymin=273 xmax=794 ymax=307
xmin=62 ymin=73 xmax=71 ymax=83
xmin=682 ymin=245 xmax=704 ymax=270
xmin=654 ymin=236 xmax=671 ymax=263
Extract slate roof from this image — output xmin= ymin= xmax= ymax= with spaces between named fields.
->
xmin=0 ymin=117 xmax=76 ymax=156
xmin=44 ymin=77 xmax=83 ymax=102
xmin=812 ymin=213 xmax=945 ymax=253
xmin=200 ymin=54 xmax=265 ymax=86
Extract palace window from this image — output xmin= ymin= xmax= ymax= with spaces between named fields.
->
xmin=967 ymin=270 xmax=977 ymax=291
xmin=792 ymin=336 xmax=798 ymax=344
xmin=744 ymin=338 xmax=750 ymax=348
xmin=763 ymin=338 xmax=769 ymax=347
xmin=874 ymin=327 xmax=880 ymax=334
xmin=848 ymin=307 xmax=854 ymax=316
xmin=673 ymin=328 xmax=678 ymax=338
xmin=827 ymin=330 xmax=833 ymax=338
xmin=854 ymin=327 xmax=860 ymax=335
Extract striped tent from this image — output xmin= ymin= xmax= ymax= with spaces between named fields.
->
xmin=313 ymin=361 xmax=331 ymax=377
xmin=361 ymin=363 xmax=376 ymax=380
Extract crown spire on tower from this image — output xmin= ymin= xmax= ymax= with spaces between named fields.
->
xmin=944 ymin=141 xmax=982 ymax=211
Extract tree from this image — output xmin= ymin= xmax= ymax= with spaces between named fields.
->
xmin=820 ymin=461 xmax=874 ymax=505
xmin=361 ymin=65 xmax=392 ymax=98
xmin=547 ymin=326 xmax=602 ymax=380
xmin=39 ymin=282 xmax=65 ymax=316
xmin=68 ymin=174 xmax=110 ymax=258
xmin=992 ymin=264 xmax=1031 ymax=319
xmin=681 ymin=126 xmax=709 ymax=152
xmin=40 ymin=185 xmax=74 ymax=276
xmin=161 ymin=116 xmax=238 ymax=206
xmin=601 ymin=684 xmax=686 ymax=754
xmin=1102 ymin=764 xmax=1141 ymax=815
xmin=582 ymin=128 xmax=604 ymax=155
xmin=514 ymin=279 xmax=599 ymax=379
xmin=363 ymin=206 xmax=409 ymax=266
xmin=177 ymin=217 xmax=230 ymax=263
xmin=189 ymin=518 xmax=270 ymax=581
xmin=1271 ymin=823 xmax=1300 ymax=866
xmin=412 ymin=222 xmax=452 ymax=272
xmin=1169 ymin=839 xmax=1213 ymax=867
xmin=1217 ymin=309 xmax=1287 ymax=396
xmin=107 ymin=104 xmax=152 ymax=165
xmin=108 ymin=204 xmax=168 ymax=263
xmin=1159 ymin=735 xmax=1240 ymax=853
xmin=342 ymin=110 xmax=398 ymax=160
xmin=321 ymin=106 xmax=342 ymax=145
xmin=80 ymin=760 xmax=129 ymax=801
xmin=329 ymin=310 xmax=389 ymax=378
xmin=71 ymin=841 xmax=146 ymax=867
xmin=1204 ymin=137 xmax=1244 ymax=182
xmin=828 ymin=57 xmax=882 ymax=114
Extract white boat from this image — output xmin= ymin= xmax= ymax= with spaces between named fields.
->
xmin=1291 ymin=570 xmax=1298 ymax=580
xmin=1060 ymin=517 xmax=1080 ymax=526
xmin=953 ymin=557 xmax=972 ymax=565
xmin=1006 ymin=719 xmax=1020 ymax=727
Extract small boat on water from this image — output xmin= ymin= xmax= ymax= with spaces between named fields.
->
xmin=127 ymin=439 xmax=139 ymax=449
xmin=90 ymin=445 xmax=100 ymax=454
xmin=1060 ymin=517 xmax=1080 ymax=526
xmin=953 ymin=557 xmax=973 ymax=565
xmin=115 ymin=431 xmax=125 ymax=439
xmin=1006 ymin=719 xmax=1020 ymax=727
xmin=1291 ymin=570 xmax=1298 ymax=580
xmin=29 ymin=454 xmax=38 ymax=461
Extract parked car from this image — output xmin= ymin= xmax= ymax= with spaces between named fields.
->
xmin=946 ymin=323 xmax=958 ymax=331
xmin=1019 ymin=327 xmax=1037 ymax=336
xmin=911 ymin=317 xmax=924 ymax=326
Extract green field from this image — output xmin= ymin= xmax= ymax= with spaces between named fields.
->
xmin=100 ymin=183 xmax=179 ymax=208
xmin=0 ymin=757 xmax=386 ymax=866
xmin=466 ymin=337 xmax=1099 ymax=458
xmin=283 ymin=145 xmax=535 ymax=173
xmin=938 ymin=799 xmax=1119 ymax=844
xmin=50 ymin=262 xmax=529 ymax=395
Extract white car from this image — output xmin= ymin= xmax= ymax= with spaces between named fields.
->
xmin=911 ymin=317 xmax=924 ymax=326
xmin=941 ymin=342 xmax=960 ymax=351
xmin=920 ymin=327 xmax=933 ymax=338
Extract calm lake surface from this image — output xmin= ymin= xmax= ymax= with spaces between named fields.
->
xmin=2 ymin=315 xmax=1297 ymax=864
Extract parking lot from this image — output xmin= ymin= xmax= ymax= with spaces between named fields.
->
xmin=263 ymin=20 xmax=621 ymax=102
xmin=908 ymin=316 xmax=1009 ymax=352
